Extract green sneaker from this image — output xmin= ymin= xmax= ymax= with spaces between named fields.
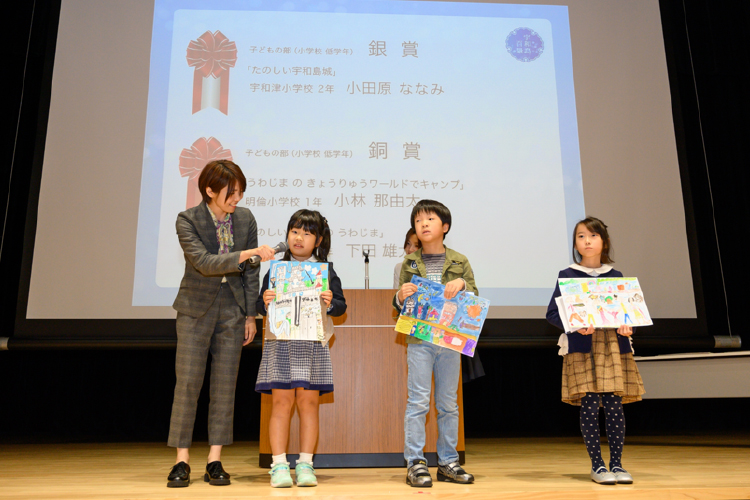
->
xmin=295 ymin=462 xmax=318 ymax=487
xmin=269 ymin=463 xmax=293 ymax=488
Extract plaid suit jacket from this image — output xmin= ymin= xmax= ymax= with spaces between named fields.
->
xmin=172 ymin=202 xmax=260 ymax=318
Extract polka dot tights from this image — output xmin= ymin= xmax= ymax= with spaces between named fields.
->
xmin=579 ymin=392 xmax=625 ymax=471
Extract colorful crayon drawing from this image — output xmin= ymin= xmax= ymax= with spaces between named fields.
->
xmin=267 ymin=260 xmax=330 ymax=341
xmin=555 ymin=277 xmax=653 ymax=332
xmin=394 ymin=276 xmax=490 ymax=357
xmin=567 ymin=302 xmax=587 ymax=327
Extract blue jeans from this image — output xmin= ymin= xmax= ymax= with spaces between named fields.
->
xmin=405 ymin=342 xmax=461 ymax=466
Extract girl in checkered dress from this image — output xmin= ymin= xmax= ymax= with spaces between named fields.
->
xmin=546 ymin=217 xmax=645 ymax=485
xmin=255 ymin=210 xmax=347 ymax=488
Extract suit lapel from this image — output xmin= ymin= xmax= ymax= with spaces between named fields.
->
xmin=198 ymin=202 xmax=220 ymax=254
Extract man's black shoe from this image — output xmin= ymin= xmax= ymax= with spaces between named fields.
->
xmin=204 ymin=461 xmax=231 ymax=486
xmin=167 ymin=461 xmax=190 ymax=488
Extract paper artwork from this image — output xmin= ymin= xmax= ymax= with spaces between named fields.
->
xmin=556 ymin=277 xmax=652 ymax=332
xmin=395 ymin=276 xmax=489 ymax=357
xmin=267 ymin=260 xmax=329 ymax=341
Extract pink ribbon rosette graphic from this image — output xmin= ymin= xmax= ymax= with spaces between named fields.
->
xmin=179 ymin=137 xmax=233 ymax=209
xmin=186 ymin=30 xmax=237 ymax=114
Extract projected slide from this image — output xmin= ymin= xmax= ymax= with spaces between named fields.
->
xmin=133 ymin=0 xmax=584 ymax=307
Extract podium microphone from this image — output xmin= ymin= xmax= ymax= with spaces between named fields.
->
xmin=363 ymin=249 xmax=370 ymax=289
xmin=249 ymin=241 xmax=288 ymax=264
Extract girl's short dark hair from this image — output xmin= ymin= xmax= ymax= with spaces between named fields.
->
xmin=198 ymin=160 xmax=247 ymax=204
xmin=410 ymin=199 xmax=452 ymax=236
xmin=573 ymin=216 xmax=614 ymax=264
xmin=282 ymin=209 xmax=332 ymax=262
xmin=403 ymin=227 xmax=419 ymax=251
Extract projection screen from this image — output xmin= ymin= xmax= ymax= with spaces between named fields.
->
xmin=18 ymin=0 xmax=696 ymax=339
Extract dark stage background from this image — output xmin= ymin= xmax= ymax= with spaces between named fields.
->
xmin=1 ymin=0 xmax=749 ymax=444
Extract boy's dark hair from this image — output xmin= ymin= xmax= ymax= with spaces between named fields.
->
xmin=198 ymin=160 xmax=247 ymax=204
xmin=572 ymin=216 xmax=614 ymax=264
xmin=402 ymin=227 xmax=420 ymax=251
xmin=410 ymin=199 xmax=452 ymax=236
xmin=282 ymin=209 xmax=332 ymax=262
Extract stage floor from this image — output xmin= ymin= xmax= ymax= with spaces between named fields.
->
xmin=1 ymin=436 xmax=749 ymax=499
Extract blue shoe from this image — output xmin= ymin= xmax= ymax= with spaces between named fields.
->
xmin=269 ymin=463 xmax=293 ymax=488
xmin=295 ymin=462 xmax=318 ymax=486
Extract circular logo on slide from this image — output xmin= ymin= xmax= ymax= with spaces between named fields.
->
xmin=506 ymin=27 xmax=544 ymax=62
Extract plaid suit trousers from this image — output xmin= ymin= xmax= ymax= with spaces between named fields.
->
xmin=168 ymin=285 xmax=245 ymax=448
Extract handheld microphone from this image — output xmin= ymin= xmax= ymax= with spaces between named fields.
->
xmin=249 ymin=241 xmax=288 ymax=264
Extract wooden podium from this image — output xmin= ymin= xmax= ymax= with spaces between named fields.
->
xmin=259 ymin=289 xmax=465 ymax=468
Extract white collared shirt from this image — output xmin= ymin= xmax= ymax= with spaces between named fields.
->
xmin=568 ymin=263 xmax=613 ymax=276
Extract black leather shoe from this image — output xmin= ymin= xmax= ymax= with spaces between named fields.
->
xmin=204 ymin=461 xmax=231 ymax=486
xmin=167 ymin=461 xmax=190 ymax=488
xmin=437 ymin=461 xmax=474 ymax=484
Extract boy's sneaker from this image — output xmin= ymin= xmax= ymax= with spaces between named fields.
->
xmin=295 ymin=462 xmax=318 ymax=487
xmin=437 ymin=461 xmax=474 ymax=484
xmin=406 ymin=460 xmax=432 ymax=487
xmin=269 ymin=463 xmax=293 ymax=488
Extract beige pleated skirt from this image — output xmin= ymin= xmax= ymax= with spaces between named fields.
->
xmin=561 ymin=329 xmax=645 ymax=406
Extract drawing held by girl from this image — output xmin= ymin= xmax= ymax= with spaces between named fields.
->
xmin=546 ymin=217 xmax=645 ymax=485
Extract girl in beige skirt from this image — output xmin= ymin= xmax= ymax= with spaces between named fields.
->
xmin=546 ymin=217 xmax=645 ymax=485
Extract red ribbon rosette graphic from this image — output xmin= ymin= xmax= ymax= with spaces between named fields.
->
xmin=186 ymin=30 xmax=237 ymax=115
xmin=179 ymin=137 xmax=233 ymax=209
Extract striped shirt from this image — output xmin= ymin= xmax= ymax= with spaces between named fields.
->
xmin=422 ymin=252 xmax=446 ymax=284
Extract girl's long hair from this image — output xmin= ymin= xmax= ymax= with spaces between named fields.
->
xmin=572 ymin=216 xmax=614 ymax=264
xmin=282 ymin=209 xmax=331 ymax=262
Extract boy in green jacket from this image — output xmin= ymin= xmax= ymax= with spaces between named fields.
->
xmin=393 ymin=199 xmax=477 ymax=488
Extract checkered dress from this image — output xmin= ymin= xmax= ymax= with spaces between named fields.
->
xmin=255 ymin=339 xmax=334 ymax=395
xmin=561 ymin=329 xmax=645 ymax=406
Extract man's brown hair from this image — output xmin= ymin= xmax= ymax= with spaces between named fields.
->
xmin=198 ymin=160 xmax=247 ymax=204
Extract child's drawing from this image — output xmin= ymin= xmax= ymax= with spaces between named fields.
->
xmin=267 ymin=260 xmax=330 ymax=341
xmin=394 ymin=276 xmax=490 ymax=357
xmin=556 ymin=277 xmax=652 ymax=332
xmin=567 ymin=302 xmax=587 ymax=328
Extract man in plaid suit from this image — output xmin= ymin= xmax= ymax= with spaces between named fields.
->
xmin=167 ymin=160 xmax=274 ymax=487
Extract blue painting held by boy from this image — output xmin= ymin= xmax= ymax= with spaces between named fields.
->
xmin=396 ymin=276 xmax=489 ymax=357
